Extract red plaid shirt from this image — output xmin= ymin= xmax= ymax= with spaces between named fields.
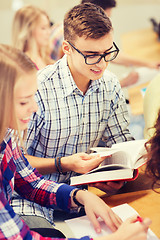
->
xmin=0 ymin=131 xmax=90 ymax=240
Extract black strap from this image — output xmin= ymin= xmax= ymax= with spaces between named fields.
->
xmin=72 ymin=189 xmax=84 ymax=207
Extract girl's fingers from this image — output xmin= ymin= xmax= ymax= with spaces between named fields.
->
xmin=85 ymin=208 xmax=101 ymax=233
xmin=102 ymin=209 xmax=122 ymax=232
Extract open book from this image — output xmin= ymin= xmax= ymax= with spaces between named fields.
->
xmin=70 ymin=139 xmax=147 ymax=186
xmin=65 ymin=203 xmax=158 ymax=240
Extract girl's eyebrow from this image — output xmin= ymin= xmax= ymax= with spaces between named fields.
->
xmin=17 ymin=95 xmax=33 ymax=99
xmin=83 ymin=45 xmax=113 ymax=54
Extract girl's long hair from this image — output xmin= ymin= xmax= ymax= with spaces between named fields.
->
xmin=12 ymin=5 xmax=53 ymax=66
xmin=0 ymin=44 xmax=37 ymax=145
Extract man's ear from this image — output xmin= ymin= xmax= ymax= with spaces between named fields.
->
xmin=62 ymin=40 xmax=71 ymax=55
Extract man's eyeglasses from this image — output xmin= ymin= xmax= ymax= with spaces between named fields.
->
xmin=68 ymin=41 xmax=119 ymax=65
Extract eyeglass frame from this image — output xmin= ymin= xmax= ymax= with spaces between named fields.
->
xmin=67 ymin=41 xmax=119 ymax=65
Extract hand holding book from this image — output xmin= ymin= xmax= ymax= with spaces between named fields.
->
xmin=70 ymin=140 xmax=147 ymax=186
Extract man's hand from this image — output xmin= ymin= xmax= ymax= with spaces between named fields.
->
xmin=61 ymin=153 xmax=106 ymax=174
xmin=89 ymin=181 xmax=125 ymax=195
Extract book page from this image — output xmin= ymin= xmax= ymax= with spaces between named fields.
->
xmin=133 ymin=146 xmax=147 ymax=169
xmin=101 ymin=140 xmax=146 ymax=168
xmin=111 ymin=140 xmax=146 ymax=157
xmin=88 ymin=151 xmax=131 ymax=174
xmin=101 ymin=151 xmax=132 ymax=169
xmin=90 ymin=148 xmax=119 ymax=157
xmin=91 ymin=140 xmax=147 ymax=170
xmin=65 ymin=203 xmax=158 ymax=240
xmin=88 ymin=164 xmax=128 ymax=174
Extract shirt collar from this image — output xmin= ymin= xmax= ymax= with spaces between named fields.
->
xmin=58 ymin=55 xmax=78 ymax=97
xmin=59 ymin=55 xmax=103 ymax=98
xmin=0 ymin=129 xmax=13 ymax=152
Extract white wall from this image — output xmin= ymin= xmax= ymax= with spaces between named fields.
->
xmin=111 ymin=1 xmax=160 ymax=44
xmin=0 ymin=0 xmax=160 ymax=45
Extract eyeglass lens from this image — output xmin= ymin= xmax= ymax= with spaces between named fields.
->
xmin=86 ymin=51 xmax=118 ymax=65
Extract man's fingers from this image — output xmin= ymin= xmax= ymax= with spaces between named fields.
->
xmin=90 ymin=181 xmax=124 ymax=193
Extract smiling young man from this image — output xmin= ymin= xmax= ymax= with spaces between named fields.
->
xmin=11 ymin=3 xmax=134 ymax=226
xmin=64 ymin=34 xmax=116 ymax=94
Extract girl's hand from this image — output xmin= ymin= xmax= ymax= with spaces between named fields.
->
xmin=94 ymin=215 xmax=151 ymax=240
xmin=72 ymin=190 xmax=122 ymax=233
xmin=111 ymin=215 xmax=151 ymax=240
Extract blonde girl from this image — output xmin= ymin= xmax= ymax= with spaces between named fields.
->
xmin=12 ymin=5 xmax=54 ymax=69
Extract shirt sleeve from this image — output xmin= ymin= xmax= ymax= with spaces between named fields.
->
xmin=0 ymin=186 xmax=91 ymax=240
xmin=13 ymin=148 xmax=75 ymax=212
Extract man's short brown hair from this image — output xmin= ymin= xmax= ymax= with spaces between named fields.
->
xmin=81 ymin=0 xmax=116 ymax=10
xmin=64 ymin=3 xmax=113 ymax=42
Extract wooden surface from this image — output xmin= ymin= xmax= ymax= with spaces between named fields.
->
xmin=121 ymin=28 xmax=160 ymax=62
xmin=104 ymin=189 xmax=160 ymax=238
xmin=128 ymin=81 xmax=149 ymax=115
xmin=89 ymin=166 xmax=160 ymax=238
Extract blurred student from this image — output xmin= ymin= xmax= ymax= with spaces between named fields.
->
xmin=0 ymin=43 xmax=151 ymax=240
xmin=50 ymin=0 xmax=160 ymax=87
xmin=12 ymin=5 xmax=54 ymax=70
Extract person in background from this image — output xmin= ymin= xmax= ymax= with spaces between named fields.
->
xmin=0 ymin=43 xmax=151 ymax=240
xmin=50 ymin=0 xmax=160 ymax=87
xmin=12 ymin=5 xmax=54 ymax=70
xmin=11 ymin=2 xmax=135 ymax=226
